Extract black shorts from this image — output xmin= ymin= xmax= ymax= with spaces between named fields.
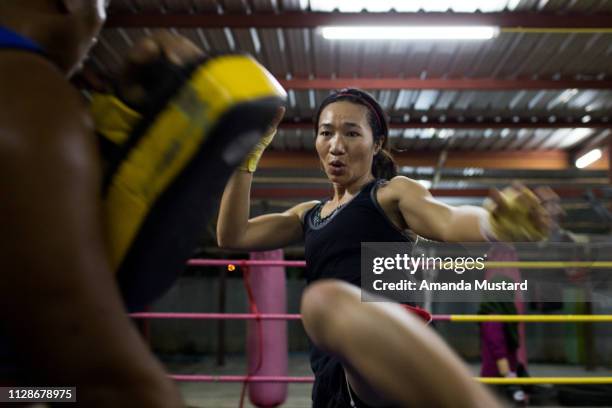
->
xmin=312 ymin=354 xmax=376 ymax=408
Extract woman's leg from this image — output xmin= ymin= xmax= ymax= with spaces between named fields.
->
xmin=300 ymin=279 xmax=502 ymax=408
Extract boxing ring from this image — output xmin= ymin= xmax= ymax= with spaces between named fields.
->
xmin=130 ymin=258 xmax=612 ymax=402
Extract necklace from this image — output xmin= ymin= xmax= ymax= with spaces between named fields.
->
xmin=323 ymin=201 xmax=347 ymax=218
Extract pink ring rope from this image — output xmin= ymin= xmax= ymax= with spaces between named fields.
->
xmin=132 ymin=312 xmax=301 ymax=320
xmin=131 ymin=312 xmax=452 ymax=321
xmin=170 ymin=375 xmax=314 ymax=383
xmin=148 ymin=258 xmax=452 ymax=384
xmin=187 ymin=259 xmax=306 ymax=267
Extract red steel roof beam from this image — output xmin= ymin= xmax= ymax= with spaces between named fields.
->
xmin=259 ymin=150 xmax=572 ymax=170
xmin=280 ymin=120 xmax=612 ymax=130
xmin=251 ymin=187 xmax=608 ymax=199
xmin=280 ymin=78 xmax=612 ymax=90
xmin=106 ymin=12 xmax=612 ymax=29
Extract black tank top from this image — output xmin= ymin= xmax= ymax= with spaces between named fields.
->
xmin=303 ymin=179 xmax=414 ymax=405
xmin=303 ymin=179 xmax=413 ymax=287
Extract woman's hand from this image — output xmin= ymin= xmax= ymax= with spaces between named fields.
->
xmin=238 ymin=106 xmax=286 ymax=173
xmin=126 ymin=31 xmax=204 ymax=67
xmin=483 ymin=183 xmax=553 ymax=241
xmin=116 ymin=31 xmax=205 ymax=108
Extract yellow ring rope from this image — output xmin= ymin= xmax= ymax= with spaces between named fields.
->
xmin=478 ymin=377 xmax=612 ymax=384
xmin=449 ymin=315 xmax=612 ymax=322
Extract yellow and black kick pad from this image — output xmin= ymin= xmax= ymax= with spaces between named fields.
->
xmin=91 ymin=54 xmax=286 ymax=310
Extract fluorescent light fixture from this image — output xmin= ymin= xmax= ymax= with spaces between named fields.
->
xmin=559 ymin=88 xmax=578 ymax=103
xmin=556 ymin=128 xmax=591 ymax=149
xmin=463 ymin=168 xmax=484 ymax=177
xmin=321 ymin=26 xmax=499 ymax=40
xmin=437 ymin=129 xmax=454 ymax=139
xmin=421 ymin=128 xmax=436 ymax=139
xmin=570 ymin=127 xmax=592 ymax=140
xmin=575 ymin=148 xmax=602 ymax=169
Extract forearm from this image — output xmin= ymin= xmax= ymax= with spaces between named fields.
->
xmin=397 ymin=178 xmax=490 ymax=242
xmin=443 ymin=205 xmax=489 ymax=242
xmin=216 ymin=170 xmax=254 ymax=247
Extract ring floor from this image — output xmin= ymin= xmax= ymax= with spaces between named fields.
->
xmin=163 ymin=354 xmax=612 ymax=408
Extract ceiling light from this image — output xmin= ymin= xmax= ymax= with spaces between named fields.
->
xmin=575 ymin=148 xmax=602 ymax=169
xmin=463 ymin=168 xmax=484 ymax=177
xmin=438 ymin=129 xmax=454 ymax=139
xmin=421 ymin=128 xmax=436 ymax=139
xmin=321 ymin=26 xmax=499 ymax=40
xmin=566 ymin=128 xmax=593 ymax=145
xmin=558 ymin=88 xmax=578 ymax=103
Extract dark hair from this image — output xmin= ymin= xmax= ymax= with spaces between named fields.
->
xmin=314 ymin=88 xmax=397 ymax=180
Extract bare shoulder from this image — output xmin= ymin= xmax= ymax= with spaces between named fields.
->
xmin=286 ymin=200 xmax=320 ymax=220
xmin=378 ymin=176 xmax=430 ymax=202
xmin=285 ymin=200 xmax=320 ymax=226
xmin=0 ymin=53 xmax=92 ymax=141
xmin=387 ymin=176 xmax=428 ymax=191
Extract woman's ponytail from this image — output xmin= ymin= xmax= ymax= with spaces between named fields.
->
xmin=372 ymin=149 xmax=397 ymax=180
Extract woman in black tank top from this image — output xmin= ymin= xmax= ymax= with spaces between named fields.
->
xmin=217 ymin=88 xmax=550 ymax=408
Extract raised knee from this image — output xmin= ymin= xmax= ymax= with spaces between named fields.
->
xmin=301 ymin=280 xmax=353 ymax=319
xmin=300 ymin=280 xmax=358 ymax=350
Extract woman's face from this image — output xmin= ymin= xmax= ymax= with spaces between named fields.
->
xmin=316 ymin=101 xmax=380 ymax=185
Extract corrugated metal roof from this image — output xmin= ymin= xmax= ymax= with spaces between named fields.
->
xmin=87 ymin=2 xmax=612 ymax=155
xmin=92 ymin=28 xmax=612 ymax=81
xmin=270 ymin=126 xmax=603 ymax=152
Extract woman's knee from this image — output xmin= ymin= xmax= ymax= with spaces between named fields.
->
xmin=300 ymin=280 xmax=359 ymax=349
